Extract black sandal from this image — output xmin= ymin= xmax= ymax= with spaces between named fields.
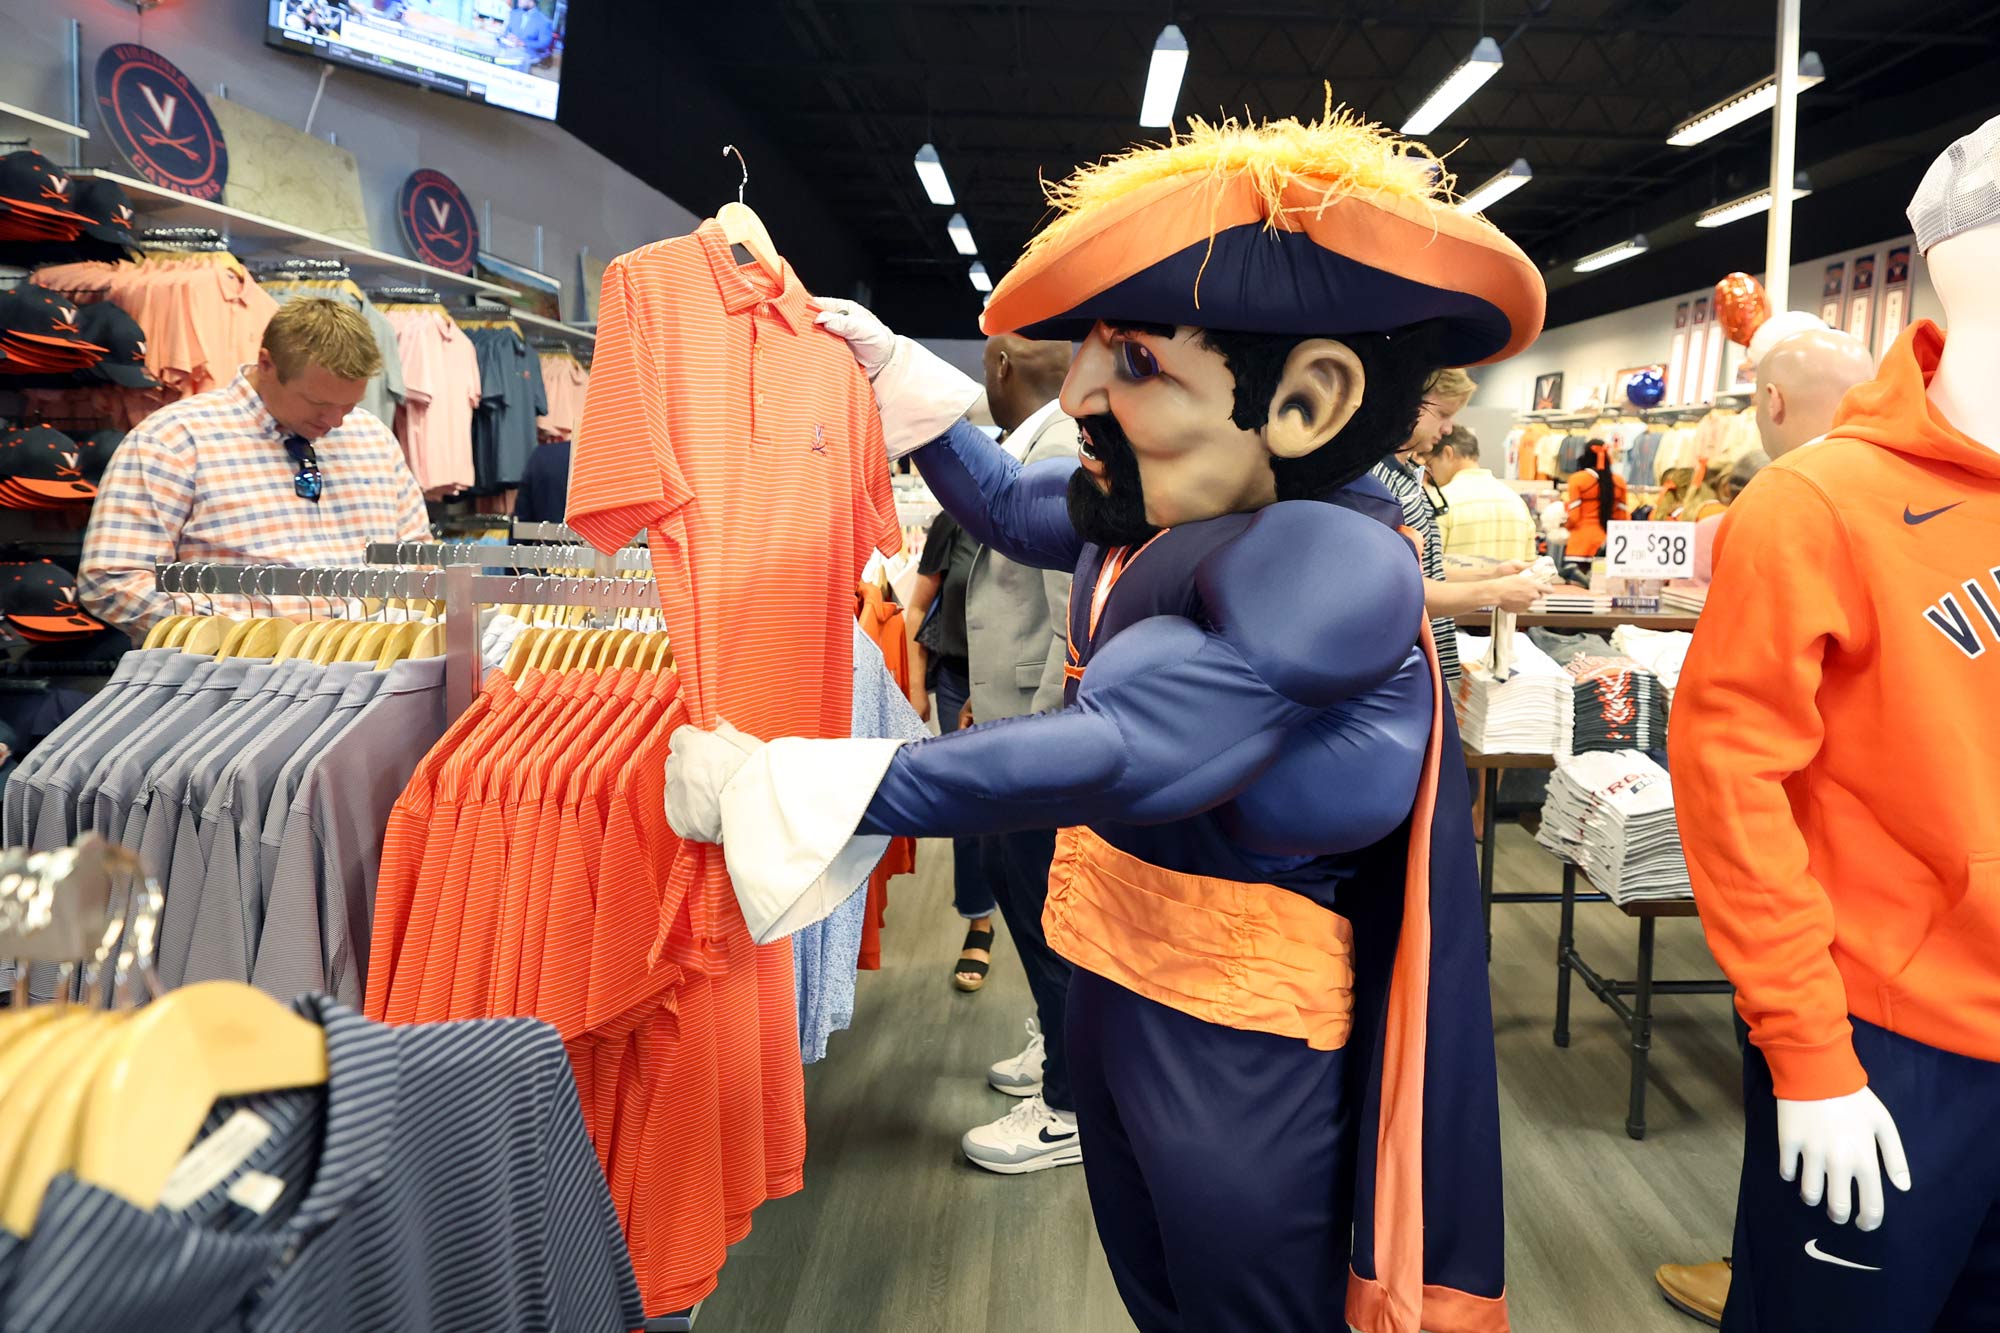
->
xmin=953 ymin=926 xmax=995 ymax=993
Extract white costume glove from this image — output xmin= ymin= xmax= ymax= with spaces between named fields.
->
xmin=814 ymin=298 xmax=982 ymax=460
xmin=664 ymin=719 xmax=760 ymax=844
xmin=1776 ymin=1088 xmax=1912 ymax=1231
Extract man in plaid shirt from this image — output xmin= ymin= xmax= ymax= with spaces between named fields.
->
xmin=79 ymin=299 xmax=431 ymax=637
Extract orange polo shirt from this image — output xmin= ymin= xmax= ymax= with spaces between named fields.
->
xmin=568 ymin=220 xmax=901 ymax=1250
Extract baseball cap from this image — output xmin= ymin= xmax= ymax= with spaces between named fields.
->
xmin=69 ymin=177 xmax=137 ymax=249
xmin=0 ymin=426 xmax=96 ymax=508
xmin=0 ymin=152 xmax=91 ymax=236
xmin=72 ymin=301 xmax=156 ymax=389
xmin=1909 ymin=115 xmax=2000 ymax=255
xmin=0 ymin=560 xmax=107 ymax=640
xmin=73 ymin=429 xmax=123 ymax=484
xmin=0 ymin=286 xmax=107 ymax=373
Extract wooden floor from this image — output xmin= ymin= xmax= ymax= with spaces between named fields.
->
xmin=698 ymin=824 xmax=1742 ymax=1332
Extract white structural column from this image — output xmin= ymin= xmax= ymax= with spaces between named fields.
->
xmin=1765 ymin=0 xmax=1802 ymax=312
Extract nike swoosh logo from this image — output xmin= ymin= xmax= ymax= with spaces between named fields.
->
xmin=1904 ymin=502 xmax=1963 ymax=525
xmin=1804 ymin=1239 xmax=1881 ymax=1272
xmin=1037 ymin=1126 xmax=1077 ymax=1145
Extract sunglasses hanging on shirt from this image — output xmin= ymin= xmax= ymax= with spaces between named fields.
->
xmin=284 ymin=435 xmax=322 ymax=503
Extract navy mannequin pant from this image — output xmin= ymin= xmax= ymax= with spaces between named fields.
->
xmin=1724 ymin=1017 xmax=2000 ymax=1332
xmin=1066 ymin=966 xmax=1357 ymax=1332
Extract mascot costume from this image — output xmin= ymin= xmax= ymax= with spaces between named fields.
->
xmin=667 ymin=101 xmax=1544 ymax=1333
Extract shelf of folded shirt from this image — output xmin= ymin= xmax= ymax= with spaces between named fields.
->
xmin=0 ymin=99 xmax=90 ymax=142
xmin=74 ymin=170 xmax=521 ymax=299
xmin=1551 ymin=860 xmax=1731 ymax=1140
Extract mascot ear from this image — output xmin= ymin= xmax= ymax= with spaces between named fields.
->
xmin=1263 ymin=339 xmax=1365 ymax=460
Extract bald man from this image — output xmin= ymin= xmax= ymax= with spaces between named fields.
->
xmin=1654 ymin=320 xmax=1876 ymax=1327
xmin=1753 ymin=327 xmax=1877 ymax=458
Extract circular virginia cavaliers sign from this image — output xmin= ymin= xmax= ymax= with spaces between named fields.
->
xmin=95 ymin=45 xmax=228 ymax=202
xmin=396 ymin=170 xmax=479 ymax=275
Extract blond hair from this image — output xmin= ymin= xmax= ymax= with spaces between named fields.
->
xmin=1425 ymin=366 xmax=1477 ymax=406
xmin=263 ymin=298 xmax=383 ymax=382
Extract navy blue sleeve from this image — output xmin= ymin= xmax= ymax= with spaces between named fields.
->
xmin=858 ymin=503 xmax=1425 ymax=841
xmin=910 ymin=419 xmax=1084 ymax=574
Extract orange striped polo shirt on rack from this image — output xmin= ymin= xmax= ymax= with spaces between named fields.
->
xmin=568 ymin=220 xmax=902 ymax=1260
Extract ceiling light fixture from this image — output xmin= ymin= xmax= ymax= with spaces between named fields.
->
xmin=969 ymin=261 xmax=993 ymax=293
xmin=1573 ymin=235 xmax=1650 ymax=273
xmin=1668 ymin=52 xmax=1825 ymax=147
xmin=914 ymin=143 xmax=954 ymax=206
xmin=1457 ymin=158 xmax=1533 ymax=214
xmin=1139 ymin=24 xmax=1189 ymax=128
xmin=1402 ymin=36 xmax=1504 ymax=136
xmin=947 ymin=213 xmax=977 ymax=256
xmin=1696 ymin=175 xmax=1814 ymax=229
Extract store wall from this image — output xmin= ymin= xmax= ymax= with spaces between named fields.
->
xmin=1473 ymin=238 xmax=1941 ymax=418
xmin=0 ymin=2 xmax=699 ymax=319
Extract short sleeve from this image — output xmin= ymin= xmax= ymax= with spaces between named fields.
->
xmin=566 ymin=257 xmax=689 ymax=553
xmin=853 ymin=375 xmax=902 ymax=560
xmin=917 ymin=512 xmax=961 ymax=577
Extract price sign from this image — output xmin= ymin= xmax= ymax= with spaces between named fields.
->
xmin=1604 ymin=521 xmax=1694 ymax=580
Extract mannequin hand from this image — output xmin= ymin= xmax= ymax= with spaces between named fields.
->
xmin=813 ymin=299 xmax=898 ymax=380
xmin=1776 ymin=1088 xmax=1912 ymax=1231
xmin=665 ymin=719 xmax=761 ymax=844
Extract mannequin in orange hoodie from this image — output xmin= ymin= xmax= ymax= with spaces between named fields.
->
xmin=1672 ymin=119 xmax=2000 ymax=1331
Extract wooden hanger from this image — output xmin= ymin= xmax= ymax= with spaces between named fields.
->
xmin=77 ymin=981 xmax=328 ymax=1211
xmin=1 ymin=1013 xmax=129 ymax=1235
xmin=716 ymin=144 xmax=781 ymax=275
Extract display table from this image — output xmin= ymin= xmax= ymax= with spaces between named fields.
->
xmin=1552 ymin=863 xmax=1733 ymax=1139
xmin=1462 ymin=745 xmax=1600 ymax=956
xmin=1455 ymin=609 xmax=1702 ymax=633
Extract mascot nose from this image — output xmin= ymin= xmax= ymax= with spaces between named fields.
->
xmin=1061 ymin=329 xmax=1116 ymax=419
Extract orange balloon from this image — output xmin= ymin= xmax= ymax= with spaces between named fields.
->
xmin=1714 ymin=272 xmax=1771 ymax=346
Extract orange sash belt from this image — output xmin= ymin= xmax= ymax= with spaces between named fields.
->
xmin=1042 ymin=824 xmax=1355 ymax=1051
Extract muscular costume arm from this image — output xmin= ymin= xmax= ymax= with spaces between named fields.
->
xmin=911 ymin=419 xmax=1085 ymax=573
xmin=858 ymin=503 xmax=1425 ymax=845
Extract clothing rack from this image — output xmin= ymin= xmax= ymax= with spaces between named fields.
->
xmin=510 ymin=520 xmax=646 ymax=546
xmin=137 ymin=226 xmax=229 ymax=254
xmin=253 ymin=257 xmax=353 ymax=281
xmin=365 ymin=541 xmax=652 ymax=574
xmin=371 ymin=284 xmax=443 ymax=306
xmin=154 ymin=561 xmax=662 ymax=723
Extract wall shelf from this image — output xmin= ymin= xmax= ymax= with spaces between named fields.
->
xmin=79 ymin=169 xmax=520 ymax=299
xmin=0 ymin=100 xmax=90 ymax=143
xmin=510 ymin=309 xmax=594 ymax=344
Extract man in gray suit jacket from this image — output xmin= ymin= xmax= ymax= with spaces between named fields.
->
xmin=958 ymin=335 xmax=1092 ymax=1175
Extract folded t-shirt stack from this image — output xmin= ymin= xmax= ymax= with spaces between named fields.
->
xmin=1566 ymin=654 xmax=1670 ymax=753
xmin=1611 ymin=626 xmax=1693 ymax=710
xmin=1535 ymin=750 xmax=1692 ymax=903
xmin=1453 ymin=631 xmax=1573 ymax=755
xmin=1660 ymin=585 xmax=1707 ymax=615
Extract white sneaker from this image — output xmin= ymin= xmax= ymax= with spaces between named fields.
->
xmin=961 ymin=1094 xmax=1081 ymax=1175
xmin=987 ymin=1018 xmax=1045 ymax=1097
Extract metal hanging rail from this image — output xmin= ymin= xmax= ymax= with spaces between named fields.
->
xmin=364 ymin=541 xmax=652 ymax=573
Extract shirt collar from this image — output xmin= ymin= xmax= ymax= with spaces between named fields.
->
xmin=1002 ymin=398 xmax=1066 ymax=460
xmin=695 ymin=218 xmax=812 ymax=335
xmin=228 ymin=370 xmax=286 ymax=440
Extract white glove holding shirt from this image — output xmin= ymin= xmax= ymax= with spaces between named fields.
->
xmin=664 ymin=719 xmax=760 ymax=845
xmin=663 ymin=719 xmax=909 ymax=945
xmin=814 ymin=298 xmax=981 ymax=460
xmin=1776 ymin=1087 xmax=1912 ymax=1231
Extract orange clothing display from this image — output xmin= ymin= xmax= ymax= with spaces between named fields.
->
xmin=386 ymin=306 xmax=482 ymax=495
xmin=33 ymin=255 xmax=277 ymax=402
xmin=538 ymin=349 xmax=591 ymax=440
xmin=1562 ymin=470 xmax=1629 ymax=557
xmin=857 ymin=585 xmax=918 ymax=971
xmin=1671 ymin=321 xmax=2000 ymax=1101
xmin=564 ymin=220 xmax=900 ymax=1287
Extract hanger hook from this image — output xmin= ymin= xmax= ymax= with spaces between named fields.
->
xmin=723 ymin=144 xmax=748 ymax=205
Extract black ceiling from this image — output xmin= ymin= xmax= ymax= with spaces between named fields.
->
xmin=563 ymin=1 xmax=2000 ymax=341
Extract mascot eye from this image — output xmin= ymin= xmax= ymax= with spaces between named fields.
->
xmin=1116 ymin=341 xmax=1161 ymax=381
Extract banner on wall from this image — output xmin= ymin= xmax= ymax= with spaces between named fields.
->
xmin=1845 ymin=251 xmax=1879 ymax=345
xmin=396 ymin=169 xmax=480 ymax=276
xmin=1685 ymin=297 xmax=1711 ymax=405
xmin=1666 ymin=301 xmax=1692 ymax=406
xmin=95 ymin=45 xmax=229 ymax=202
xmin=1821 ymin=261 xmax=1846 ymax=326
xmin=1876 ymin=245 xmax=1913 ymax=357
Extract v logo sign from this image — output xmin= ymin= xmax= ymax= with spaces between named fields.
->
xmin=138 ymin=83 xmax=180 ymax=135
xmin=427 ymin=198 xmax=453 ymax=229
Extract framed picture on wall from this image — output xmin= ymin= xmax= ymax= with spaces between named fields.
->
xmin=1533 ymin=372 xmax=1564 ymax=411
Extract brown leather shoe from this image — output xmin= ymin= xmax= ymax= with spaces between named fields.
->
xmin=1655 ymin=1259 xmax=1730 ymax=1327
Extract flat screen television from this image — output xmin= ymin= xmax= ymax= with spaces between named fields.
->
xmin=266 ymin=0 xmax=566 ymax=122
